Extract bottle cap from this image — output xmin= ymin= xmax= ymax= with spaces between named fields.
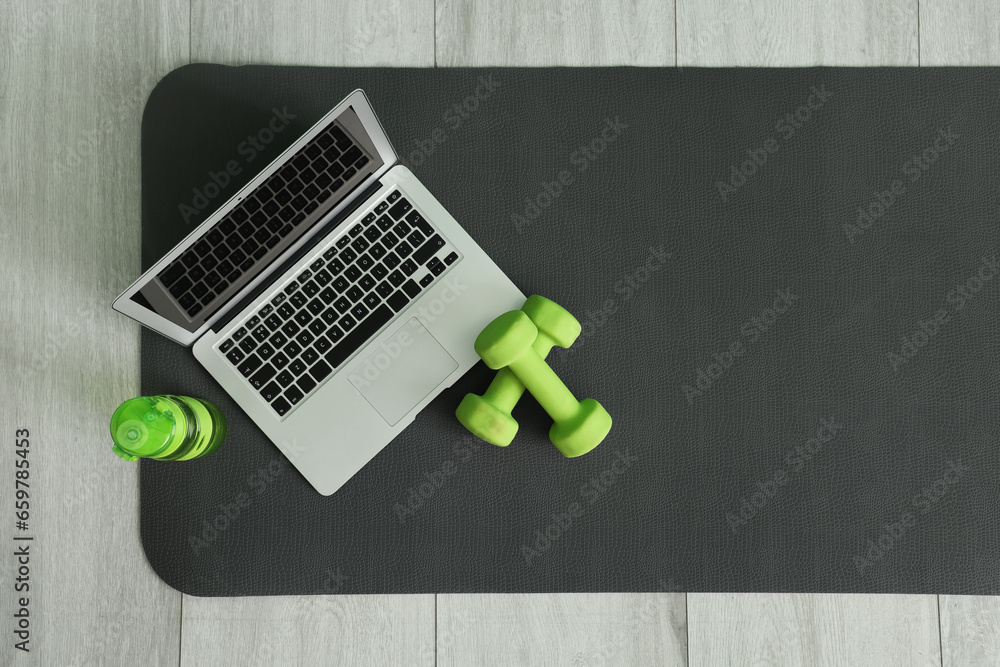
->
xmin=110 ymin=397 xmax=185 ymax=460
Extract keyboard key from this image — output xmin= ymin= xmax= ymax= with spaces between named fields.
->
xmin=357 ymin=254 xmax=373 ymax=271
xmin=294 ymin=310 xmax=311 ymax=326
xmin=350 ymin=303 xmax=368 ymax=320
xmin=401 ymin=259 xmax=418 ymax=276
xmin=327 ymin=325 xmax=344 ymax=343
xmin=188 ymin=303 xmax=203 ymax=316
xmin=370 ymin=243 xmax=386 ymax=260
xmin=340 ymin=247 xmax=357 ymax=263
xmin=338 ymin=314 xmax=357 ymax=331
xmin=226 ymin=347 xmax=245 ymax=364
xmin=349 ymin=223 xmax=364 ymax=237
xmin=281 ymin=321 xmax=300 ymax=337
xmin=284 ymin=341 xmax=302 ymax=358
xmin=363 ymin=226 xmax=380 ymax=242
xmin=246 ymin=315 xmax=261 ymax=329
xmin=302 ymin=280 xmax=319 ymax=297
xmin=168 ymin=276 xmax=192 ymax=298
xmin=307 ymin=298 xmax=325 ymax=315
xmin=419 ymin=273 xmax=434 ymax=287
xmin=383 ymin=252 xmax=401 ymax=269
xmin=376 ymin=215 xmax=393 ymax=231
xmin=189 ymin=266 xmax=206 ymax=282
xmin=321 ymin=308 xmax=339 ymax=324
xmin=388 ymin=198 xmax=412 ymax=219
xmin=284 ymin=280 xmax=299 ymax=295
xmin=179 ymin=293 xmax=196 ymax=309
xmin=310 ymin=258 xmax=324 ymax=272
xmin=346 ymin=285 xmax=363 ymax=302
xmin=375 ymin=280 xmax=394 ymax=298
xmin=387 ymin=291 xmax=409 ymax=313
xmin=249 ymin=364 xmax=276 ymax=389
xmin=308 ymin=319 xmax=327 ymax=336
xmin=291 ymin=291 xmax=308 ymax=309
xmin=265 ymin=314 xmax=282 ymax=330
xmin=289 ymin=358 xmax=307 ymax=376
xmin=160 ymin=263 xmax=185 ymax=287
xmin=215 ymin=280 xmax=230 ymax=294
xmin=252 ymin=325 xmax=269 ymax=342
xmin=388 ymin=270 xmax=405 ymax=287
xmin=332 ymin=276 xmax=349 ymax=293
xmin=272 ymin=396 xmax=291 ymax=416
xmin=345 ymin=266 xmax=362 ymax=282
xmin=336 ymin=235 xmax=351 ymax=249
xmin=428 ymin=257 xmax=446 ymax=276
xmin=238 ymin=354 xmax=263 ymax=377
xmin=276 ymin=370 xmax=294 ymax=387
xmin=298 ymin=373 xmax=317 ymax=394
xmin=351 ymin=237 xmax=369 ymax=253
xmin=375 ymin=201 xmax=389 ymax=214
xmin=271 ymin=292 xmax=287 ymax=307
xmin=258 ymin=343 xmax=275 ymax=361
xmin=296 ymin=330 xmax=315 ymax=347
xmin=315 ymin=269 xmax=332 ymax=286
xmin=314 ymin=335 xmax=332 ymax=353
xmin=402 ymin=279 xmax=421 ymax=298
xmin=363 ymin=292 xmax=381 ymax=309
xmin=310 ymin=360 xmax=333 ymax=383
xmin=334 ymin=296 xmax=350 ymax=313
xmin=233 ymin=327 xmax=248 ymax=341
xmin=328 ymin=258 xmax=344 ymax=275
xmin=413 ymin=234 xmax=445 ymax=265
xmin=272 ymin=352 xmax=289 ymax=370
xmin=406 ymin=210 xmax=434 ymax=236
xmin=204 ymin=271 xmax=221 ymax=287
xmin=259 ymin=304 xmax=273 ymax=318
xmin=278 ymin=303 xmax=295 ymax=319
xmin=319 ymin=287 xmax=337 ymax=303
xmin=298 ymin=269 xmax=313 ymax=282
xmin=359 ymin=274 xmax=376 ymax=291
xmin=220 ymin=339 xmax=234 ymax=353
xmin=207 ymin=229 xmax=224 ymax=245
xmin=261 ymin=382 xmax=281 ymax=402
xmin=395 ymin=220 xmax=411 ymax=236
xmin=396 ymin=241 xmax=412 ymax=259
xmin=302 ymin=346 xmax=319 ymax=365
xmin=387 ymin=190 xmax=401 ymax=203
xmin=372 ymin=263 xmax=388 ymax=280
xmin=407 ymin=230 xmax=425 ymax=248
xmin=285 ymin=386 xmax=304 ymax=405
xmin=381 ymin=230 xmax=398 ymax=248
xmin=239 ymin=337 xmax=257 ymax=354
xmin=444 ymin=252 xmax=458 ymax=265
xmin=325 ymin=304 xmax=393 ymax=368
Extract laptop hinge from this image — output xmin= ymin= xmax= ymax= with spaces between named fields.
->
xmin=211 ymin=179 xmax=384 ymax=333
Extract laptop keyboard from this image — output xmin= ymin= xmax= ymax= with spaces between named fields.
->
xmin=156 ymin=123 xmax=372 ymax=320
xmin=217 ymin=189 xmax=461 ymax=417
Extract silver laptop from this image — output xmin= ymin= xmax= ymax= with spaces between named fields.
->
xmin=114 ymin=90 xmax=524 ymax=495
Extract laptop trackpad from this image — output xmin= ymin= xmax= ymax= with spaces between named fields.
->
xmin=348 ymin=318 xmax=459 ymax=426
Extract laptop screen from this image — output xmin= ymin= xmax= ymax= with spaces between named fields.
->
xmin=131 ymin=106 xmax=384 ymax=334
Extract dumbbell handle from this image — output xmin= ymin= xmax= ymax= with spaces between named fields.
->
xmin=507 ymin=346 xmax=580 ymax=424
xmin=481 ymin=334 xmax=560 ymax=409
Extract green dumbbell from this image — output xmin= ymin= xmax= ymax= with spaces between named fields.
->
xmin=456 ymin=296 xmax=581 ymax=447
xmin=474 ymin=309 xmax=612 ymax=457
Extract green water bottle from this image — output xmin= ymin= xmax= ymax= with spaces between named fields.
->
xmin=110 ymin=395 xmax=228 ymax=462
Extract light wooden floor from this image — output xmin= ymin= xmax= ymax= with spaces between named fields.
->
xmin=2 ymin=0 xmax=998 ymax=665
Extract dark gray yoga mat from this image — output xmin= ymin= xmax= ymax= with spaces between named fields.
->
xmin=139 ymin=65 xmax=1000 ymax=596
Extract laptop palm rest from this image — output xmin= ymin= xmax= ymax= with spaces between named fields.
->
xmin=347 ymin=318 xmax=458 ymax=426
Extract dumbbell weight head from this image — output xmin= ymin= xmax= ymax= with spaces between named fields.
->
xmin=475 ymin=310 xmax=611 ymax=457
xmin=456 ymin=296 xmax=581 ymax=447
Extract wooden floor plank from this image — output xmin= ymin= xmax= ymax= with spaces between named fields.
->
xmin=436 ymin=0 xmax=675 ymax=66
xmin=438 ymin=593 xmax=688 ymax=666
xmin=181 ymin=595 xmax=435 ymax=666
xmin=677 ymin=0 xmax=918 ymax=66
xmin=940 ymin=596 xmax=1000 ymax=667
xmin=920 ymin=0 xmax=1000 ymax=65
xmin=0 ymin=0 xmax=188 ymax=664
xmin=688 ymin=594 xmax=941 ymax=666
xmin=191 ymin=0 xmax=434 ymax=65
